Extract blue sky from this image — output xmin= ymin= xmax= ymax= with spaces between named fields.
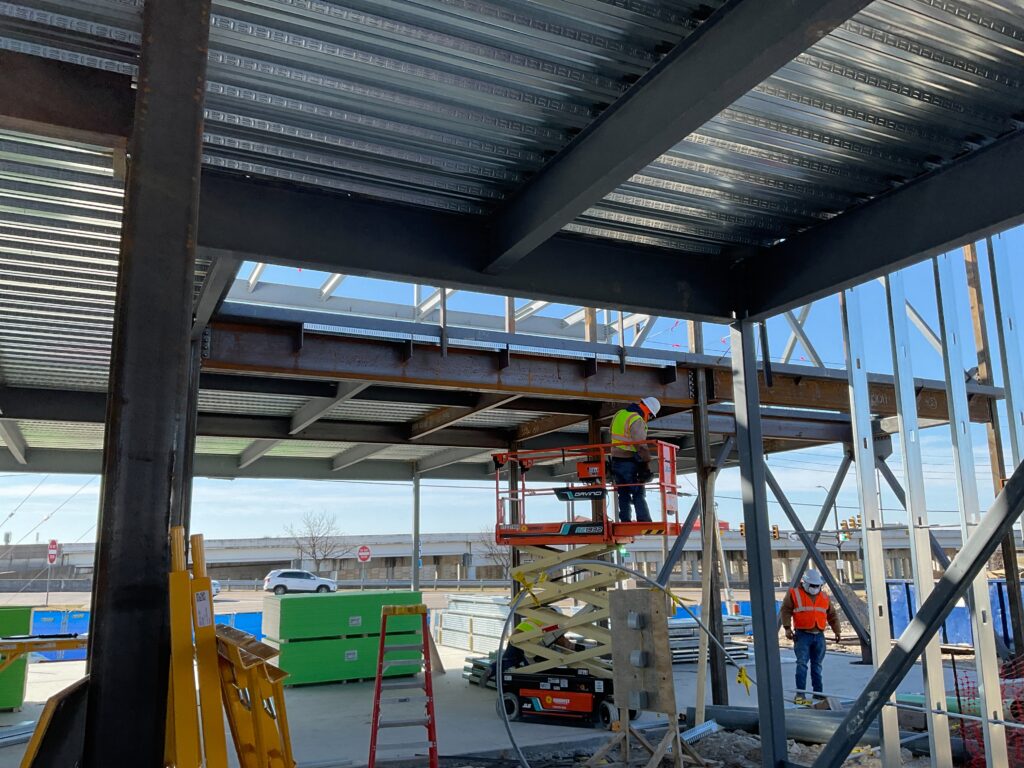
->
xmin=1 ymin=229 xmax=1021 ymax=546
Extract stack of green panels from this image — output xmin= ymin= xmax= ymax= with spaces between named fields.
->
xmin=0 ymin=607 xmax=32 ymax=710
xmin=265 ymin=591 xmax=423 ymax=685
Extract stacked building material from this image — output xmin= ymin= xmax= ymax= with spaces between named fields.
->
xmin=0 ymin=607 xmax=32 ymax=710
xmin=263 ymin=591 xmax=423 ymax=685
xmin=667 ymin=616 xmax=751 ymax=663
xmin=434 ymin=593 xmax=508 ymax=654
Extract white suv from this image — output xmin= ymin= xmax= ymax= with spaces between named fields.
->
xmin=263 ymin=569 xmax=336 ymax=595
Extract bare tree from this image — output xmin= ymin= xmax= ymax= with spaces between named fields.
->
xmin=285 ymin=512 xmax=353 ymax=574
xmin=477 ymin=528 xmax=512 ymax=579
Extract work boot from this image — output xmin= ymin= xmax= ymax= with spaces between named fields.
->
xmin=793 ymin=695 xmax=812 ymax=706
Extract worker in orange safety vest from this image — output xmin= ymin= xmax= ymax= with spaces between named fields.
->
xmin=779 ymin=570 xmax=841 ymax=705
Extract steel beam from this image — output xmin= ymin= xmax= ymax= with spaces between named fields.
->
xmin=765 ymin=466 xmax=870 ymax=646
xmin=409 ymin=394 xmax=519 ymax=439
xmin=246 ymin=263 xmax=266 ymax=293
xmin=777 ymin=454 xmax=852 ymax=629
xmin=0 ymin=420 xmax=27 ymax=465
xmin=415 ymin=447 xmax=490 ymax=475
xmin=417 ymin=288 xmax=456 ymax=319
xmin=84 ymin=0 xmax=212 ymax=763
xmin=191 ymin=249 xmax=242 ymax=339
xmin=319 ymin=273 xmax=345 ymax=301
xmin=238 ymin=439 xmax=278 ymax=469
xmin=739 ymin=129 xmax=1024 ymax=319
xmin=483 ymin=0 xmax=873 ymax=272
xmin=839 ymin=286 xmax=901 ymax=766
xmin=934 ymin=253 xmax=1007 ymax=764
xmin=205 ymin=323 xmax=700 ymax=406
xmin=632 ymin=317 xmax=657 ymax=347
xmin=0 ymin=51 xmax=134 ymax=148
xmin=331 ymin=444 xmax=388 ymax=472
xmin=814 ymin=459 xmax=1024 ymax=768
xmin=729 ymin=321 xmax=786 ymax=768
xmin=197 ymin=172 xmax=734 ymax=321
xmin=289 ymin=382 xmax=369 ymax=435
xmin=516 ymin=413 xmax=589 ymax=442
xmin=514 ymin=300 xmax=549 ymax=322
xmin=882 ymin=271 xmax=953 ymax=763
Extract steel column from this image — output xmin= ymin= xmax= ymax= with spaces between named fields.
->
xmin=171 ymin=341 xmax=202 ymax=539
xmin=764 ymin=466 xmax=870 ymax=646
xmin=988 ymin=236 xmax=1024 ymax=467
xmin=693 ymin=373 xmax=727 ymax=709
xmin=84 ymin=0 xmax=212 ymax=763
xmin=964 ymin=244 xmax=1024 ymax=656
xmin=839 ymin=286 xmax=900 ymax=766
xmin=729 ymin=321 xmax=786 ymax=767
xmin=814 ymin=459 xmax=1024 ymax=768
xmin=412 ymin=472 xmax=421 ymax=592
xmin=777 ymin=454 xmax=852 ymax=629
xmin=935 ymin=253 xmax=1008 ymax=765
xmin=882 ymin=271 xmax=954 ymax=765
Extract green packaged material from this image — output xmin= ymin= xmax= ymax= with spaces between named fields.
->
xmin=266 ymin=633 xmax=423 ymax=685
xmin=264 ymin=590 xmax=422 ymax=641
xmin=0 ymin=607 xmax=32 ymax=709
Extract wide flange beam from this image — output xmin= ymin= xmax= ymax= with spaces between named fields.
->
xmin=485 ymin=0 xmax=874 ymax=272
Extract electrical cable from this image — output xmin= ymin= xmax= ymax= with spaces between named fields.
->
xmin=494 ymin=559 xmax=756 ymax=768
xmin=0 ymin=474 xmax=50 ymax=531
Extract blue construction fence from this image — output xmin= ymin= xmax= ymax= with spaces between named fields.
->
xmin=672 ymin=579 xmax=1021 ymax=648
xmin=887 ymin=579 xmax=1022 ymax=649
xmin=28 ymin=609 xmax=264 ymax=661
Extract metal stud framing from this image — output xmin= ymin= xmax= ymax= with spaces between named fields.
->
xmin=839 ymin=285 xmax=900 ymax=766
xmin=934 ymin=252 xmax=1008 ymax=766
xmin=883 ymin=271 xmax=953 ymax=764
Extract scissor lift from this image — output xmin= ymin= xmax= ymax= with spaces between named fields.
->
xmin=492 ymin=441 xmax=680 ymax=727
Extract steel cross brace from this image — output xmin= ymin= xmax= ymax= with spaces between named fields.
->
xmin=764 ymin=465 xmax=870 ymax=645
xmin=777 ymin=453 xmax=852 ymax=629
xmin=813 ymin=458 xmax=1024 ymax=767
xmin=655 ymin=437 xmax=735 ymax=586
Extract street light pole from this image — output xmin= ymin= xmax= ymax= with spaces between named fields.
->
xmin=817 ymin=484 xmax=843 ymax=583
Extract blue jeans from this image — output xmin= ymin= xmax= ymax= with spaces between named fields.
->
xmin=610 ymin=458 xmax=651 ymax=523
xmin=793 ymin=630 xmax=826 ymax=695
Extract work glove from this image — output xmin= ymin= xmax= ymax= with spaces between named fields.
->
xmin=636 ymin=464 xmax=655 ymax=484
xmin=784 ymin=628 xmax=794 ymax=641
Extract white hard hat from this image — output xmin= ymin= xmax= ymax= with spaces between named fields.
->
xmin=641 ymin=397 xmax=661 ymax=417
xmin=803 ymin=570 xmax=825 ymax=588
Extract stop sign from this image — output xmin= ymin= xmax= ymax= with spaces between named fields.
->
xmin=357 ymin=545 xmax=372 ymax=563
xmin=47 ymin=539 xmax=58 ymax=565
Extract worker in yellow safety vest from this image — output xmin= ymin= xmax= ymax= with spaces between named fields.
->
xmin=482 ymin=617 xmax=575 ymax=685
xmin=780 ymin=570 xmax=841 ymax=704
xmin=609 ymin=397 xmax=661 ymax=523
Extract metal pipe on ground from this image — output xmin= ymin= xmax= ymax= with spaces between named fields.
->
xmin=684 ymin=706 xmax=966 ymax=761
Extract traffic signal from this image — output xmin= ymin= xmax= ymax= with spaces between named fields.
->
xmin=739 ymin=522 xmax=746 ymax=537
xmin=856 ymin=514 xmax=862 ymax=528
xmin=848 ymin=517 xmax=857 ymax=530
xmin=840 ymin=519 xmax=848 ymax=530
xmin=771 ymin=524 xmax=780 ymax=540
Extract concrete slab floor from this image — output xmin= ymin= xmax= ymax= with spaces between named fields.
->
xmin=0 ymin=641 xmax=976 ymax=768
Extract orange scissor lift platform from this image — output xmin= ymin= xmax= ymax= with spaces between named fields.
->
xmin=493 ymin=440 xmax=681 ymax=547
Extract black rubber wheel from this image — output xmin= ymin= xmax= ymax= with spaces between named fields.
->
xmin=273 ymin=585 xmax=287 ymax=595
xmin=598 ymin=700 xmax=618 ymax=730
xmin=316 ymin=585 xmax=330 ymax=593
xmin=498 ymin=693 xmax=520 ymax=721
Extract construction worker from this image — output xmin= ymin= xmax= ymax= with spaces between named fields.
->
xmin=609 ymin=397 xmax=661 ymax=523
xmin=481 ymin=617 xmax=574 ymax=685
xmin=780 ymin=570 xmax=842 ymax=705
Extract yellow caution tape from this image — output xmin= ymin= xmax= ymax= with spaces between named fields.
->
xmin=736 ymin=666 xmax=753 ymax=695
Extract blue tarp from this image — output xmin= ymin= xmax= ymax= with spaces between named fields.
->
xmin=27 ymin=608 xmax=266 ymax=660
xmin=886 ymin=579 xmax=1017 ymax=647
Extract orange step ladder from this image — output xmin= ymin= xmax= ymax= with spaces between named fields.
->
xmin=368 ymin=604 xmax=438 ymax=768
